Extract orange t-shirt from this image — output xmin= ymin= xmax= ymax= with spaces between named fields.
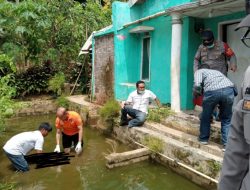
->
xmin=55 ymin=111 xmax=83 ymax=136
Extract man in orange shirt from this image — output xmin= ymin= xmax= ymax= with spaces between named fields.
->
xmin=54 ymin=107 xmax=83 ymax=154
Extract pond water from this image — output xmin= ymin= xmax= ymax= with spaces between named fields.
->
xmin=0 ymin=114 xmax=205 ymax=190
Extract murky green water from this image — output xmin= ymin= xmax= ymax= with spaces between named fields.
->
xmin=0 ymin=114 xmax=204 ymax=190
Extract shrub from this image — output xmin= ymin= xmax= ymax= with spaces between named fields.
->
xmin=48 ymin=72 xmax=65 ymax=96
xmin=99 ymin=99 xmax=120 ymax=133
xmin=99 ymin=99 xmax=120 ymax=119
xmin=0 ymin=54 xmax=16 ymax=77
xmin=11 ymin=63 xmax=55 ymax=97
xmin=0 ymin=75 xmax=22 ymax=130
xmin=55 ymin=96 xmax=69 ymax=109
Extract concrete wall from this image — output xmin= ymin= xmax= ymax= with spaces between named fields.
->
xmin=94 ymin=34 xmax=114 ymax=105
xmin=15 ymin=100 xmax=57 ymax=117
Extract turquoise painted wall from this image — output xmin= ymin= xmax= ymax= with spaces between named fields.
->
xmin=113 ymin=6 xmax=173 ymax=103
xmin=203 ymin=12 xmax=246 ymax=38
xmin=111 ymin=1 xmax=201 ymax=109
xmin=181 ymin=17 xmax=202 ymax=109
xmin=143 ymin=16 xmax=172 ymax=104
xmin=130 ymin=0 xmax=195 ymax=21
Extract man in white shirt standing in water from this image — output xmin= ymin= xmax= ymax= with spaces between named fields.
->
xmin=3 ymin=122 xmax=52 ymax=172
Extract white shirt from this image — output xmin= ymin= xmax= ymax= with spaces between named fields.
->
xmin=3 ymin=131 xmax=44 ymax=155
xmin=127 ymin=89 xmax=157 ymax=114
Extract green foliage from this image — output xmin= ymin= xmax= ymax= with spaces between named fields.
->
xmin=0 ymin=0 xmax=112 ymax=69
xmin=55 ymin=96 xmax=69 ymax=109
xmin=0 ymin=54 xmax=16 ymax=76
xmin=0 ymin=0 xmax=114 ymax=96
xmin=48 ymin=72 xmax=65 ymax=96
xmin=0 ymin=75 xmax=18 ymax=130
xmin=142 ymin=136 xmax=164 ymax=153
xmin=11 ymin=63 xmax=55 ymax=97
xmin=147 ymin=107 xmax=173 ymax=122
xmin=206 ymin=160 xmax=221 ymax=178
xmin=99 ymin=99 xmax=120 ymax=133
xmin=0 ymin=53 xmax=18 ymax=130
xmin=0 ymin=182 xmax=17 ymax=190
xmin=99 ymin=99 xmax=120 ymax=119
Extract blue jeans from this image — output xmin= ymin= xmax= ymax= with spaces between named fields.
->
xmin=199 ymin=87 xmax=234 ymax=145
xmin=121 ymin=105 xmax=147 ymax=127
xmin=4 ymin=150 xmax=29 ymax=172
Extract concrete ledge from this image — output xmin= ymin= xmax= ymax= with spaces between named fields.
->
xmin=15 ymin=99 xmax=57 ymax=116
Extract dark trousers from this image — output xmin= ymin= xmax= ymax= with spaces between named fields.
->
xmin=121 ymin=105 xmax=147 ymax=127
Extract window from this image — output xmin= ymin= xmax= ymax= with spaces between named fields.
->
xmin=141 ymin=37 xmax=150 ymax=81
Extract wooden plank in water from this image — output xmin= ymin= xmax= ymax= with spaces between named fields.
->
xmin=105 ymin=148 xmax=151 ymax=168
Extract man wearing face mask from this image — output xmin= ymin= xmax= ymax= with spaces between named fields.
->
xmin=194 ymin=29 xmax=237 ymax=75
xmin=120 ymin=80 xmax=161 ymax=128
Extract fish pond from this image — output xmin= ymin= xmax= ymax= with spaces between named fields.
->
xmin=0 ymin=114 xmax=205 ymax=190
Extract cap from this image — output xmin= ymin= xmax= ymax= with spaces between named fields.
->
xmin=201 ymin=30 xmax=214 ymax=40
xmin=235 ymin=14 xmax=250 ymax=31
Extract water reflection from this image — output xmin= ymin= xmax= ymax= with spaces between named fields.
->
xmin=0 ymin=114 xmax=204 ymax=190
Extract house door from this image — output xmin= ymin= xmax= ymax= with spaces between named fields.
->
xmin=225 ymin=23 xmax=250 ymax=105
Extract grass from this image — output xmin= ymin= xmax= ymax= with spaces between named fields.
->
xmin=141 ymin=136 xmax=164 ymax=153
xmin=0 ymin=182 xmax=17 ymax=190
xmin=147 ymin=106 xmax=173 ymax=122
xmin=99 ymin=99 xmax=120 ymax=120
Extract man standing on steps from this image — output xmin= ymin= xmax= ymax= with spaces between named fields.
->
xmin=194 ymin=29 xmax=237 ymax=75
xmin=193 ymin=65 xmax=235 ymax=149
xmin=120 ymin=80 xmax=161 ymax=128
xmin=218 ymin=14 xmax=250 ymax=190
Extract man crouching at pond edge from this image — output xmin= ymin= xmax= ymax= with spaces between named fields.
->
xmin=3 ymin=122 xmax=52 ymax=172
xmin=54 ymin=107 xmax=83 ymax=155
xmin=120 ymin=80 xmax=161 ymax=128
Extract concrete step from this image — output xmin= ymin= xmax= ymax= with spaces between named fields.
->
xmin=144 ymin=122 xmax=224 ymax=157
xmin=113 ymin=126 xmax=222 ymax=182
xmin=161 ymin=111 xmax=222 ymax=143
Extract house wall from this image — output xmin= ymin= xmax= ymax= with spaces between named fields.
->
xmin=112 ymin=2 xmax=201 ymax=109
xmin=94 ymin=34 xmax=114 ymax=104
xmin=129 ymin=0 xmax=194 ymax=22
xmin=203 ymin=12 xmax=245 ymax=37
xmin=110 ymin=2 xmax=245 ymax=110
xmin=181 ymin=17 xmax=201 ymax=109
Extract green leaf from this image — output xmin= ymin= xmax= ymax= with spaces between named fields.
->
xmin=15 ymin=26 xmax=27 ymax=34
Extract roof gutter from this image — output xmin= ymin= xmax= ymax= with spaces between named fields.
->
xmin=122 ymin=0 xmax=231 ymax=29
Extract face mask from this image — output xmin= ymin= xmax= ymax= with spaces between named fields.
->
xmin=207 ymin=43 xmax=215 ymax=49
xmin=203 ymin=38 xmax=214 ymax=47
xmin=137 ymin=90 xmax=145 ymax=94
